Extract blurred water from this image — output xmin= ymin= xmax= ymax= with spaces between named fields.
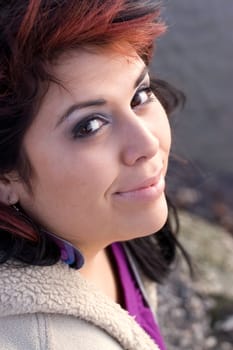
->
xmin=151 ymin=0 xmax=233 ymax=178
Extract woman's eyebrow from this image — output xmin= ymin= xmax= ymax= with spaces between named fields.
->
xmin=134 ymin=66 xmax=149 ymax=89
xmin=56 ymin=99 xmax=106 ymax=127
xmin=56 ymin=66 xmax=149 ymax=127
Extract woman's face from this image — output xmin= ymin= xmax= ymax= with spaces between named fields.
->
xmin=14 ymin=49 xmax=171 ymax=257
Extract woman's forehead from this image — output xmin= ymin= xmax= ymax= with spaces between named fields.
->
xmin=27 ymin=50 xmax=147 ymax=132
xmin=49 ymin=48 xmax=143 ymax=82
xmin=43 ymin=49 xmax=146 ymax=106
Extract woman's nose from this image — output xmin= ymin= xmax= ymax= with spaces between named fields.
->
xmin=120 ymin=112 xmax=159 ymax=166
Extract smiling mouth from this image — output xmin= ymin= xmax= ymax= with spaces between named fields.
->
xmin=114 ymin=170 xmax=165 ymax=201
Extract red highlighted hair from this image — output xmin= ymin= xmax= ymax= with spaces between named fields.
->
xmin=17 ymin=0 xmax=165 ymax=61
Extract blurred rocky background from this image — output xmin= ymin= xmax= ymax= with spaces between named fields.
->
xmin=151 ymin=1 xmax=233 ymax=349
xmin=158 ymin=212 xmax=233 ymax=350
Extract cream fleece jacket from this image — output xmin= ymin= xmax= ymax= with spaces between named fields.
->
xmin=0 ymin=259 xmax=160 ymax=350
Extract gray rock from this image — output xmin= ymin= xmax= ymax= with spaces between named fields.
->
xmin=157 ymin=211 xmax=233 ymax=350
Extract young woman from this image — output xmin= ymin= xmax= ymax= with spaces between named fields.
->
xmin=0 ymin=1 xmax=185 ymax=349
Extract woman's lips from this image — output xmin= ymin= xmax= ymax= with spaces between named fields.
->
xmin=115 ymin=171 xmax=165 ymax=201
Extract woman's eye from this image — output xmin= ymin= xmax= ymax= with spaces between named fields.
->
xmin=72 ymin=115 xmax=108 ymax=138
xmin=131 ymin=87 xmax=154 ymax=108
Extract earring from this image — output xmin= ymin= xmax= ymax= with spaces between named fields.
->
xmin=12 ymin=204 xmax=20 ymax=212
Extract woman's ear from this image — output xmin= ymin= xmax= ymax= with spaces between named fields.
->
xmin=0 ymin=176 xmax=19 ymax=206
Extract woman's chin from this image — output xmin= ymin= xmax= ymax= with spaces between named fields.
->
xmin=142 ymin=199 xmax=168 ymax=236
xmin=145 ymin=193 xmax=168 ymax=234
xmin=121 ymin=193 xmax=169 ymax=240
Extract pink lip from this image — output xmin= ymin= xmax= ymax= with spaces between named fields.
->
xmin=116 ymin=170 xmax=162 ymax=194
xmin=115 ymin=169 xmax=165 ymax=201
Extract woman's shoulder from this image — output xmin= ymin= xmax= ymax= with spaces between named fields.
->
xmin=0 ymin=313 xmax=123 ymax=350
xmin=0 ymin=260 xmax=81 ymax=316
xmin=0 ymin=260 xmax=161 ymax=350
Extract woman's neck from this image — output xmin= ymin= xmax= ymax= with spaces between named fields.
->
xmin=79 ymin=247 xmax=122 ymax=304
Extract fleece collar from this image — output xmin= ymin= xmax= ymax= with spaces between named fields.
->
xmin=0 ymin=261 xmax=159 ymax=350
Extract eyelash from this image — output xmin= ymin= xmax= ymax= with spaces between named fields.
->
xmin=131 ymin=86 xmax=155 ymax=108
xmin=71 ymin=85 xmax=155 ymax=139
xmin=71 ymin=114 xmax=108 ymax=139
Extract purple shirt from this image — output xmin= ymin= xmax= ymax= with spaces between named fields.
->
xmin=111 ymin=243 xmax=166 ymax=350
